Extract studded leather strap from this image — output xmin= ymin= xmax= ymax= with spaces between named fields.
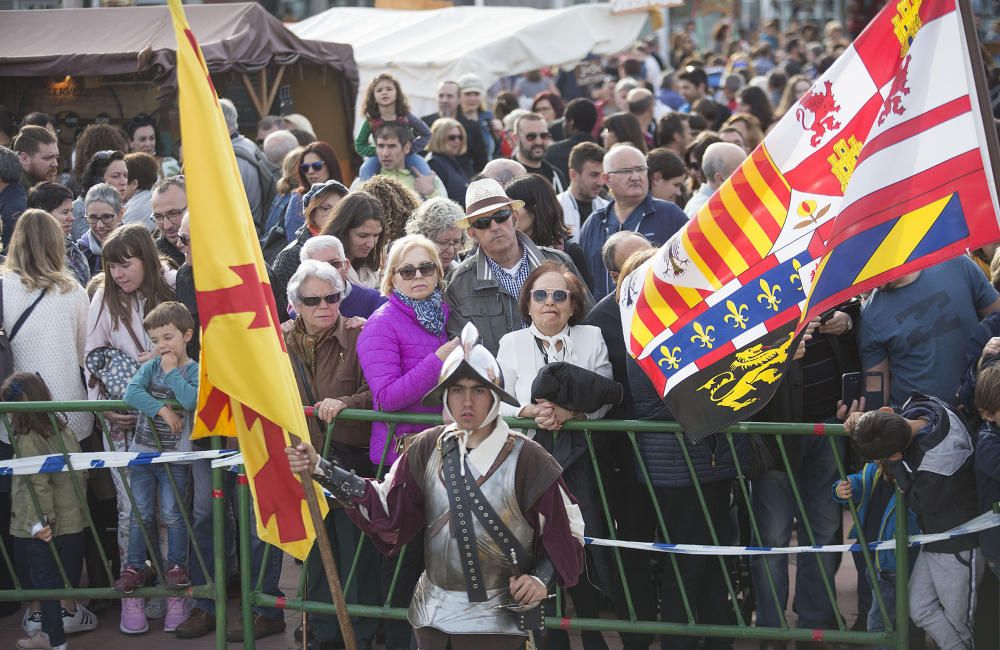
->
xmin=440 ymin=436 xmax=528 ymax=603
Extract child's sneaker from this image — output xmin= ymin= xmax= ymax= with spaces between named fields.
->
xmin=165 ymin=564 xmax=190 ymax=589
xmin=21 ymin=609 xmax=43 ymax=634
xmin=16 ymin=631 xmax=52 ymax=649
xmin=112 ymin=566 xmax=145 ymax=594
xmin=119 ymin=598 xmax=148 ymax=635
xmin=61 ymin=605 xmax=98 ymax=634
xmin=144 ymin=597 xmax=165 ymax=620
xmin=163 ymin=597 xmax=187 ymax=633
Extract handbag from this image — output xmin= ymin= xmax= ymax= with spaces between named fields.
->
xmin=0 ymin=279 xmax=47 ymax=386
xmin=85 ymin=347 xmax=140 ymax=401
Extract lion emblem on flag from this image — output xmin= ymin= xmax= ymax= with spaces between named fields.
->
xmin=697 ymin=332 xmax=796 ymax=410
xmin=796 ymin=80 xmax=841 ymax=147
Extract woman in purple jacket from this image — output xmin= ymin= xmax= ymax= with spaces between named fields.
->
xmin=356 ymin=233 xmax=457 ymax=650
xmin=357 ymin=234 xmax=458 ymax=467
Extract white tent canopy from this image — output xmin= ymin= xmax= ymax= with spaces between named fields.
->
xmin=290 ymin=4 xmax=648 ymax=118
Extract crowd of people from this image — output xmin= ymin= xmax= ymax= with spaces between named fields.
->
xmin=3 ymin=10 xmax=1000 ymax=650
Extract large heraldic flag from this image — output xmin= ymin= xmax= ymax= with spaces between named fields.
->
xmin=168 ymin=0 xmax=325 ymax=560
xmin=623 ymin=0 xmax=1000 ymax=441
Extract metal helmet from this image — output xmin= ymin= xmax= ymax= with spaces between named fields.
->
xmin=421 ymin=322 xmax=519 ymax=407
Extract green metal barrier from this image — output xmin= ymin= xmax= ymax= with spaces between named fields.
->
xmin=236 ymin=408 xmax=910 ymax=650
xmin=0 ymin=400 xmax=228 ymax=650
xmin=0 ymin=401 xmax=913 ymax=649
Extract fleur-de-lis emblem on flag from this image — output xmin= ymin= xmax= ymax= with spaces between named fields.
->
xmin=690 ymin=322 xmax=716 ymax=349
xmin=723 ymin=300 xmax=750 ymax=329
xmin=757 ymin=280 xmax=781 ymax=312
xmin=790 ymin=259 xmax=803 ymax=289
xmin=658 ymin=346 xmax=681 ymax=370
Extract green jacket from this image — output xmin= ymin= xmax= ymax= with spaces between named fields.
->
xmin=10 ymin=428 xmax=87 ymax=539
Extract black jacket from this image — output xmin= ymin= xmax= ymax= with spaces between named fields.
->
xmin=544 ymin=132 xmax=596 ymax=182
xmin=175 ymin=263 xmax=200 ymax=360
xmin=889 ymin=394 xmax=979 ymax=552
xmin=425 ymin=153 xmax=470 ymax=207
xmin=583 ymin=294 xmax=632 ymax=419
xmin=156 ymin=236 xmax=185 ymax=268
xmin=271 ymin=225 xmax=309 ymax=322
xmin=422 ymin=112 xmax=488 ymax=174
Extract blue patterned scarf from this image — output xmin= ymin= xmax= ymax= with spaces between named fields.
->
xmin=394 ymin=288 xmax=445 ymax=336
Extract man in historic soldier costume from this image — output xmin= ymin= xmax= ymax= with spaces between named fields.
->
xmin=286 ymin=324 xmax=585 ymax=649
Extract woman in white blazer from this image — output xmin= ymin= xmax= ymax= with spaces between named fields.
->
xmin=496 ymin=260 xmax=614 ymax=650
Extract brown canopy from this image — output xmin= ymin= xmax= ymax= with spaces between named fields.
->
xmin=0 ymin=3 xmax=357 ymax=86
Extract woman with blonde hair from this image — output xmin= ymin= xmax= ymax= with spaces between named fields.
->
xmin=424 ymin=118 xmax=471 ymax=206
xmin=263 ymin=146 xmax=303 ymax=236
xmin=2 ymin=209 xmax=92 ymax=443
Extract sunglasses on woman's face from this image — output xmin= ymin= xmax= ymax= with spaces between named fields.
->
xmin=470 ymin=208 xmax=513 ymax=230
xmin=531 ymin=289 xmax=569 ymax=304
xmin=300 ymin=292 xmax=341 ymax=307
xmin=395 ymin=262 xmax=437 ymax=280
xmin=447 ymin=134 xmax=464 ymax=142
xmin=300 ymin=161 xmax=325 ymax=173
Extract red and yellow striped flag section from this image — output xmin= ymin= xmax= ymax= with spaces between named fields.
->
xmin=168 ymin=0 xmax=325 ymax=560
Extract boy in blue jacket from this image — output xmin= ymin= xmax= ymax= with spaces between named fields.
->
xmin=975 ymin=361 xmax=1000 ymax=579
xmin=833 ymin=462 xmax=919 ymax=645
xmin=117 ymin=301 xmax=199 ymax=635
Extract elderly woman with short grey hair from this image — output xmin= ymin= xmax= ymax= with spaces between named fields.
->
xmin=299 ymin=235 xmax=386 ymax=321
xmin=404 ymin=197 xmax=467 ymax=269
xmin=284 ymin=258 xmax=379 ymax=648
xmin=78 ymin=182 xmax=124 ymax=276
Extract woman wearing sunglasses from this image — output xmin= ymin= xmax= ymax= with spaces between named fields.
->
xmin=282 ymin=141 xmax=344 ymax=243
xmin=283 ymin=258 xmax=377 ymax=648
xmin=356 ymin=234 xmax=457 ymax=650
xmin=495 ymin=260 xmax=616 ymax=650
xmin=424 ymin=118 xmax=471 ymax=207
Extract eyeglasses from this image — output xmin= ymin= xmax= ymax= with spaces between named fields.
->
xmin=470 ymin=208 xmax=513 ymax=230
xmin=324 ymin=259 xmax=347 ymax=270
xmin=435 ymin=238 xmax=462 ymax=250
xmin=153 ymin=208 xmax=186 ymax=223
xmin=607 ymin=165 xmax=648 ymax=176
xmin=86 ymin=213 xmax=117 ymax=225
xmin=395 ymin=262 xmax=437 ymax=280
xmin=447 ymin=134 xmax=464 ymax=142
xmin=522 ymin=132 xmax=551 ymax=142
xmin=300 ymin=161 xmax=325 ymax=173
xmin=178 ymin=233 xmax=190 ymax=246
xmin=300 ymin=292 xmax=341 ymax=307
xmin=531 ymin=289 xmax=570 ymax=303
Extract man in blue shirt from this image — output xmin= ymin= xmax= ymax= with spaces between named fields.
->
xmin=578 ymin=145 xmax=687 ymax=300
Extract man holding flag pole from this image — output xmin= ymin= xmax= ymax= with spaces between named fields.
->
xmin=166 ymin=1 xmax=357 ymax=648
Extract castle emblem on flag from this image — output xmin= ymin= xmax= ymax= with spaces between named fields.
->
xmin=796 ymin=80 xmax=841 ymax=146
xmin=698 ymin=332 xmax=796 ymax=411
xmin=828 ymin=135 xmax=864 ymax=192
xmin=893 ymin=0 xmax=923 ymax=56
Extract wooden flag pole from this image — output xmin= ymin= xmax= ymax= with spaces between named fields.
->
xmin=289 ymin=432 xmax=357 ymax=650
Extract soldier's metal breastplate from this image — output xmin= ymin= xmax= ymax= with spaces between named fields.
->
xmin=408 ymin=435 xmax=534 ymax=635
xmin=423 ymin=435 xmax=535 ymax=591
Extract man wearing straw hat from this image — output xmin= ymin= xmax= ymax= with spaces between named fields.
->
xmin=444 ymin=178 xmax=594 ymax=354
